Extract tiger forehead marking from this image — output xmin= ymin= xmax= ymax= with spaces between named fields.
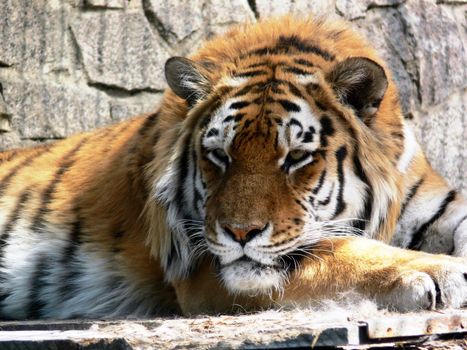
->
xmin=202 ymin=95 xmax=322 ymax=164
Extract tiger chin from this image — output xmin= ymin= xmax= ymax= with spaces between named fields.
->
xmin=0 ymin=16 xmax=465 ymax=320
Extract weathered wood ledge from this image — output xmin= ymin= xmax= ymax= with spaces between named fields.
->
xmin=0 ymin=309 xmax=465 ymax=349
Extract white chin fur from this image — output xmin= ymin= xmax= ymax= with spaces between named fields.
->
xmin=220 ymin=260 xmax=286 ymax=295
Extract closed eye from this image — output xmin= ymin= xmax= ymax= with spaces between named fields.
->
xmin=207 ymin=148 xmax=230 ymax=170
xmin=282 ymin=149 xmax=314 ymax=173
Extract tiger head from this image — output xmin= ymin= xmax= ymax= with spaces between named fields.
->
xmin=153 ymin=19 xmax=404 ymax=295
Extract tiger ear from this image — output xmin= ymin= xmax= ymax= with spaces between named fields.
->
xmin=165 ymin=57 xmax=211 ymax=107
xmin=327 ymin=57 xmax=388 ymax=123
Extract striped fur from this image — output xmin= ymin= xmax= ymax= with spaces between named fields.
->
xmin=0 ymin=17 xmax=465 ymax=319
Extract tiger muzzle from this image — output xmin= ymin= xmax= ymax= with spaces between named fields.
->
xmin=220 ymin=222 xmax=269 ymax=246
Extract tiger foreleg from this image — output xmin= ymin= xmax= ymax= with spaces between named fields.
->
xmin=282 ymin=237 xmax=467 ymax=312
xmin=173 ymin=237 xmax=466 ymax=315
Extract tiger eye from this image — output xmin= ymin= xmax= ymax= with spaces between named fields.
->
xmin=213 ymin=148 xmax=227 ymax=159
xmin=289 ymin=149 xmax=306 ymax=160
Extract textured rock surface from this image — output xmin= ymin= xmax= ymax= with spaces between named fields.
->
xmin=413 ymin=92 xmax=467 ymax=195
xmin=399 ymin=0 xmax=466 ymax=108
xmin=83 ymin=0 xmax=127 ymax=9
xmin=71 ymin=11 xmax=170 ymax=91
xmin=0 ymin=0 xmax=465 ymax=195
xmin=143 ymin=0 xmax=205 ymax=43
xmin=0 ymin=71 xmax=111 ymax=139
xmin=0 ymin=0 xmax=70 ymax=72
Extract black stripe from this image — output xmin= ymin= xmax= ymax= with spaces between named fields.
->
xmin=278 ymin=99 xmax=301 ymax=112
xmin=270 ymin=85 xmax=285 ymax=94
xmin=242 ymin=47 xmax=275 ymax=57
xmin=315 ymin=101 xmax=328 ymax=111
xmin=233 ymin=84 xmax=256 ymax=97
xmin=0 ymin=189 xmax=31 ymax=315
xmin=351 ymin=152 xmax=373 ymax=233
xmin=302 ymin=126 xmax=315 ymax=143
xmin=223 ymin=115 xmax=234 ymax=123
xmin=112 ymin=227 xmax=124 ymax=253
xmin=234 ymin=113 xmax=246 ymax=122
xmin=246 ymin=62 xmax=268 ymax=68
xmin=233 ymin=70 xmax=268 ymax=78
xmin=230 ymin=101 xmax=250 ymax=110
xmin=241 ymin=37 xmax=335 ymax=62
xmin=0 ymin=147 xmax=49 ymax=198
xmin=0 ymin=150 xmax=19 ymax=164
xmin=289 ymin=118 xmax=302 ymax=128
xmin=28 ymin=254 xmax=49 ymax=319
xmin=408 ymin=190 xmax=457 ymax=250
xmin=112 ymin=229 xmax=125 ymax=240
xmin=0 ymin=292 xmax=10 ymax=310
xmin=312 ymin=170 xmax=326 ymax=195
xmin=295 ymin=199 xmax=308 ymax=212
xmin=175 ymin=137 xmax=191 ymax=215
xmin=391 ymin=131 xmax=404 ymax=140
xmin=59 ymin=207 xmax=83 ymax=302
xmin=319 ymin=115 xmax=335 ymax=147
xmin=137 ymin=112 xmax=158 ymax=136
xmin=293 ymin=58 xmax=315 ymax=67
xmin=399 ymin=176 xmax=425 ymax=220
xmin=286 ymin=82 xmax=304 ymax=99
xmin=433 ymin=281 xmax=442 ymax=307
xmin=206 ymin=128 xmax=219 ymax=137
xmin=242 ymin=118 xmax=254 ymax=129
xmin=98 ymin=127 xmax=122 ymax=156
xmin=1 ymin=190 xmax=31 ymax=237
xmin=302 ymin=132 xmax=313 ymax=143
xmin=198 ymin=113 xmax=213 ymax=130
xmin=273 ymin=129 xmax=279 ymax=149
xmin=30 ymin=139 xmax=87 ymax=233
xmin=191 ymin=148 xmax=203 ymax=219
xmin=269 ymin=78 xmax=304 ymax=98
xmin=166 ymin=239 xmax=178 ymax=270
xmin=333 ymin=146 xmax=347 ymax=218
xmin=252 ymin=96 xmax=263 ymax=105
xmin=277 ymin=35 xmax=335 ymax=61
xmin=318 ymin=184 xmax=334 ymax=206
xmin=283 ymin=66 xmax=312 ymax=75
xmin=273 ymin=117 xmax=283 ymax=126
xmin=0 ymin=190 xmax=32 ymax=264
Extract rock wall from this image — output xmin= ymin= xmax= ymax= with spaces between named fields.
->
xmin=0 ymin=0 xmax=465 ymax=194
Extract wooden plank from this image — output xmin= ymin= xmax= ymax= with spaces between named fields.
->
xmin=0 ymin=312 xmax=360 ymax=349
xmin=0 ymin=309 xmax=465 ymax=349
xmin=366 ymin=310 xmax=467 ymax=339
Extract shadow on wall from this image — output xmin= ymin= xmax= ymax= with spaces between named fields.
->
xmin=0 ymin=0 xmax=465 ymax=195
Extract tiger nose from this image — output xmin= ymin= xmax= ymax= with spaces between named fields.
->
xmin=222 ymin=223 xmax=269 ymax=246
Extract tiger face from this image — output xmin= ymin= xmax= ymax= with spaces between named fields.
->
xmin=201 ymin=102 xmax=336 ymax=290
xmin=157 ymin=44 xmax=397 ymax=294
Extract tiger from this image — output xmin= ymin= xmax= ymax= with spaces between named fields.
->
xmin=0 ymin=16 xmax=465 ymax=320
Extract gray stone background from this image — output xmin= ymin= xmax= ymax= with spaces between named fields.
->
xmin=0 ymin=0 xmax=465 ymax=195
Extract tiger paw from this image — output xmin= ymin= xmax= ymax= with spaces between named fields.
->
xmin=379 ymin=258 xmax=467 ymax=312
